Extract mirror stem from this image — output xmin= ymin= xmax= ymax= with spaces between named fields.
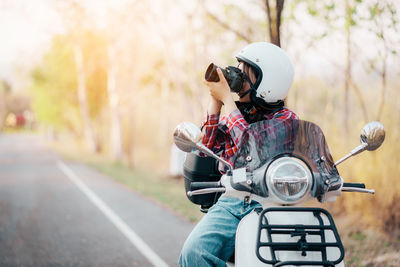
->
xmin=334 ymin=142 xmax=368 ymax=166
xmin=195 ymin=143 xmax=233 ymax=172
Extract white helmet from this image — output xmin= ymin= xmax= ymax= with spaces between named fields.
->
xmin=236 ymin=42 xmax=294 ymax=105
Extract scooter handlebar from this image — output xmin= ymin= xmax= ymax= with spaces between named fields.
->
xmin=187 ymin=188 xmax=226 ymax=197
xmin=190 ymin=181 xmax=222 ymax=191
xmin=342 ymin=187 xmax=375 ymax=194
xmin=342 ymin=182 xmax=365 ymax=189
xmin=187 ymin=181 xmax=226 ymax=197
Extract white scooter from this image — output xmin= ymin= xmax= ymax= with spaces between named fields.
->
xmin=173 ymin=119 xmax=385 ymax=266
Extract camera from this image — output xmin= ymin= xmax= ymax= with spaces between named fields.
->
xmin=205 ymin=63 xmax=246 ymax=93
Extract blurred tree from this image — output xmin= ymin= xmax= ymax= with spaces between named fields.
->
xmin=302 ymin=0 xmax=369 ymax=132
xmin=344 ymin=0 xmax=353 ymax=133
xmin=0 ymin=80 xmax=11 ymax=131
xmin=204 ymin=0 xmax=287 ymax=46
xmin=362 ymin=0 xmax=399 ymax=121
xmin=30 ymin=33 xmax=108 ymax=142
xmin=101 ymin=1 xmax=155 ymax=166
xmin=102 ymin=8 xmax=129 ymax=162
xmin=106 ymin=43 xmax=124 ymax=160
xmin=83 ymin=32 xmax=108 ymax=120
xmin=297 ymin=0 xmax=400 ymax=235
xmin=53 ymin=0 xmax=99 ymax=152
xmin=301 ymin=0 xmax=399 ymax=128
xmin=265 ymin=0 xmax=285 ymax=47
xmin=74 ymin=43 xmax=98 ymax=151
xmin=30 ymin=36 xmax=80 ymax=132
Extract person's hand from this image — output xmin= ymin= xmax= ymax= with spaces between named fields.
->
xmin=207 ymin=96 xmax=223 ymax=115
xmin=204 ymin=68 xmax=232 ymax=104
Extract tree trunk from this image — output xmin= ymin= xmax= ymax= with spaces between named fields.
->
xmin=160 ymin=76 xmax=170 ymax=148
xmin=265 ymin=0 xmax=285 ymax=47
xmin=0 ymin=81 xmax=11 ymax=132
xmin=376 ymin=46 xmax=388 ymax=121
xmin=344 ymin=0 xmax=351 ymax=134
xmin=107 ymin=45 xmax=124 ymax=161
xmin=74 ymin=43 xmax=97 ymax=153
xmin=128 ymin=75 xmax=137 ymax=169
xmin=128 ymin=108 xmax=135 ymax=168
xmin=0 ymin=91 xmax=6 ymax=132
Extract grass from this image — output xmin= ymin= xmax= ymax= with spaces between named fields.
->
xmin=342 ymin=232 xmax=400 ymax=266
xmin=336 ymin=217 xmax=400 ymax=267
xmin=49 ymin=140 xmax=400 ymax=266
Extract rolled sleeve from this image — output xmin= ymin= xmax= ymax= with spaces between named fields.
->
xmin=226 ymin=109 xmax=249 ymax=148
xmin=201 ymin=112 xmax=220 ymax=149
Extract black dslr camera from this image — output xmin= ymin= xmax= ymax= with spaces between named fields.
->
xmin=205 ymin=63 xmax=246 ymax=93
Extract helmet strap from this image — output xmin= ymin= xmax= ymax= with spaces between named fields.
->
xmin=249 ymin=90 xmax=285 ymax=112
xmin=238 ymin=89 xmax=252 ymax=99
xmin=238 ymin=74 xmax=256 ymax=99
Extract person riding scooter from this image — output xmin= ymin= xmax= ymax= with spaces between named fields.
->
xmin=179 ymin=42 xmax=297 ymax=267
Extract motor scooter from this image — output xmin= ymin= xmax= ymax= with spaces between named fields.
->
xmin=173 ymin=119 xmax=385 ymax=266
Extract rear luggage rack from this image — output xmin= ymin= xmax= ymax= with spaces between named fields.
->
xmin=256 ymin=207 xmax=345 ymax=266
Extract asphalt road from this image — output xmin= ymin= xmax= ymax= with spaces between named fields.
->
xmin=0 ymin=133 xmax=195 ymax=267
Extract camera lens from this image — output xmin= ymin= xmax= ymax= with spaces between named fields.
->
xmin=204 ymin=63 xmax=246 ymax=93
xmin=205 ymin=63 xmax=220 ymax=82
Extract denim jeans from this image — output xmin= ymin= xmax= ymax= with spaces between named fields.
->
xmin=179 ymin=196 xmax=262 ymax=267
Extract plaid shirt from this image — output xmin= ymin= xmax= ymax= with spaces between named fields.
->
xmin=201 ymin=107 xmax=298 ymax=172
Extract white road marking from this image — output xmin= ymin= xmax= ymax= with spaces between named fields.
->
xmin=57 ymin=160 xmax=169 ymax=267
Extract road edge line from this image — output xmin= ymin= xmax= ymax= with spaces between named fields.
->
xmin=56 ymin=160 xmax=169 ymax=267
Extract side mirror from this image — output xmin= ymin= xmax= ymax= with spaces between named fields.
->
xmin=335 ymin=121 xmax=385 ymax=166
xmin=173 ymin=122 xmax=233 ymax=171
xmin=173 ymin=122 xmax=202 ymax=152
xmin=360 ymin=121 xmax=385 ymax=151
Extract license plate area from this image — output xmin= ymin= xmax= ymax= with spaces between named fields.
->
xmin=256 ymin=207 xmax=344 ymax=266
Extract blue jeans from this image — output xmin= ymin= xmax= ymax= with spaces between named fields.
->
xmin=179 ymin=196 xmax=262 ymax=267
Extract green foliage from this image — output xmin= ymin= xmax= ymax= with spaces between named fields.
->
xmin=0 ymin=80 xmax=11 ymax=93
xmin=301 ymin=0 xmax=341 ymax=30
xmin=307 ymin=2 xmax=318 ymax=17
xmin=369 ymin=3 xmax=381 ymax=20
xmin=30 ymin=32 xmax=108 ymax=131
xmin=347 ymin=256 xmax=361 ymax=266
xmin=351 ymin=231 xmax=367 ymax=241
xmin=80 ymin=31 xmax=108 ymax=120
xmin=30 ymin=35 xmax=79 ymax=130
xmin=361 ymin=0 xmax=400 ymax=74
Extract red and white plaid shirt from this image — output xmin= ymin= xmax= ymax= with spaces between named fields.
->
xmin=201 ymin=107 xmax=298 ymax=172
